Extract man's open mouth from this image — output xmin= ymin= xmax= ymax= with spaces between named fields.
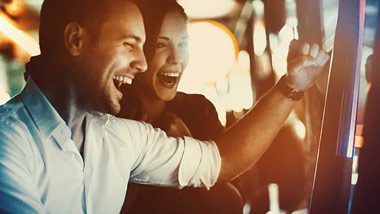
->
xmin=157 ymin=72 xmax=180 ymax=88
xmin=113 ymin=75 xmax=132 ymax=90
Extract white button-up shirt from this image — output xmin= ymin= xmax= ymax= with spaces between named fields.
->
xmin=0 ymin=79 xmax=221 ymax=214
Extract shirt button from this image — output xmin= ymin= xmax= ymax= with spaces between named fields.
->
xmin=60 ymin=127 xmax=71 ymax=139
xmin=65 ymin=128 xmax=72 ymax=137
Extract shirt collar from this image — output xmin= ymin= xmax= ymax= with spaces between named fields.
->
xmin=86 ymin=111 xmax=109 ymax=140
xmin=20 ymin=78 xmax=70 ymax=143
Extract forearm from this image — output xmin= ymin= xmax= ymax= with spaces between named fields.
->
xmin=216 ymin=86 xmax=296 ymax=182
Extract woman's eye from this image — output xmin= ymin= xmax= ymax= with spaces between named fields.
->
xmin=157 ymin=42 xmax=166 ymax=48
xmin=179 ymin=42 xmax=188 ymax=48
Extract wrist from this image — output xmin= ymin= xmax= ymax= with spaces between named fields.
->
xmin=275 ymin=75 xmax=305 ymax=101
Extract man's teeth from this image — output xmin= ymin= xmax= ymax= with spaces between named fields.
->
xmin=113 ymin=76 xmax=132 ymax=85
xmin=160 ymin=72 xmax=180 ymax=77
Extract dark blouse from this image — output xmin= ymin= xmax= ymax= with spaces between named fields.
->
xmin=120 ymin=92 xmax=243 ymax=214
xmin=165 ymin=92 xmax=225 ymax=140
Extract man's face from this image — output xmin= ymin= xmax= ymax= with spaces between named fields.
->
xmin=75 ymin=1 xmax=147 ymax=115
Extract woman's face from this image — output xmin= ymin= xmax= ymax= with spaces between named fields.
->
xmin=138 ymin=9 xmax=189 ymax=101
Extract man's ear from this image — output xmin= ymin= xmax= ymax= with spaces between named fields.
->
xmin=64 ymin=22 xmax=85 ymax=56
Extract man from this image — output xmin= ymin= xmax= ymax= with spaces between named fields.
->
xmin=0 ymin=0 xmax=329 ymax=213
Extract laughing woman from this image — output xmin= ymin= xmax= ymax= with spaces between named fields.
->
xmin=118 ymin=0 xmax=243 ymax=213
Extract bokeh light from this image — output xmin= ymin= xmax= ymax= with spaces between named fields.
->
xmin=181 ymin=20 xmax=238 ymax=87
xmin=0 ymin=12 xmax=40 ymax=56
xmin=178 ymin=0 xmax=238 ymax=19
xmin=178 ymin=20 xmax=245 ymax=125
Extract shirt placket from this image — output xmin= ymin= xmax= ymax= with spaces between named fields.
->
xmin=54 ymin=124 xmax=86 ymax=212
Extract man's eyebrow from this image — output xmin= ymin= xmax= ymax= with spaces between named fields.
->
xmin=119 ymin=35 xmax=143 ymax=42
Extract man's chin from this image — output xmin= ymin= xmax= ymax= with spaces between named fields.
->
xmin=107 ymin=105 xmax=121 ymax=116
xmin=103 ymin=100 xmax=121 ymax=116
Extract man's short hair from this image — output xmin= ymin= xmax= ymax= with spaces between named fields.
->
xmin=39 ymin=0 xmax=135 ymax=56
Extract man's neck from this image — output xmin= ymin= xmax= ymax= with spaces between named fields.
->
xmin=33 ymin=60 xmax=87 ymax=152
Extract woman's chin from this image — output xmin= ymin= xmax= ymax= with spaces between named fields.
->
xmin=156 ymin=90 xmax=177 ymax=102
xmin=153 ymin=82 xmax=178 ymax=102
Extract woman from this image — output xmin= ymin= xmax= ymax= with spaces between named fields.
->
xmin=119 ymin=0 xmax=243 ymax=213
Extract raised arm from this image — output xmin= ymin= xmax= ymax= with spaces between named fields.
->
xmin=216 ymin=41 xmax=330 ymax=182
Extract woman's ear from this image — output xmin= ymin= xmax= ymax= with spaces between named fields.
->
xmin=64 ymin=22 xmax=85 ymax=56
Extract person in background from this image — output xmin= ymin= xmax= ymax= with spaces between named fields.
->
xmin=118 ymin=0 xmax=243 ymax=213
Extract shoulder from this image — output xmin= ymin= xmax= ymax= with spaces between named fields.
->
xmin=169 ymin=92 xmax=224 ymax=140
xmin=104 ymin=114 xmax=162 ymax=143
xmin=175 ymin=92 xmax=210 ymax=103
xmin=0 ymin=95 xmax=23 ymax=120
xmin=103 ymin=114 xmax=171 ymax=157
xmin=0 ymin=95 xmax=29 ymax=134
xmin=171 ymin=92 xmax=216 ymax=111
xmin=0 ymin=100 xmax=34 ymax=163
xmin=106 ymin=114 xmax=155 ymax=133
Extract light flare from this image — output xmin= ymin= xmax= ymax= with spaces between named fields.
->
xmin=0 ymin=12 xmax=40 ymax=56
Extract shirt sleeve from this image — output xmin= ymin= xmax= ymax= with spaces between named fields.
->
xmin=0 ymin=121 xmax=47 ymax=214
xmin=118 ymin=119 xmax=221 ymax=189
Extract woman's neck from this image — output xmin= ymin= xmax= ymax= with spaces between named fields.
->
xmin=138 ymin=90 xmax=167 ymax=124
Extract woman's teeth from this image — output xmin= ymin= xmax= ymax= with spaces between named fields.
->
xmin=157 ymin=72 xmax=180 ymax=87
xmin=160 ymin=72 xmax=180 ymax=77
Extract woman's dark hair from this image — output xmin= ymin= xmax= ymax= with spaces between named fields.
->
xmin=118 ymin=0 xmax=188 ymax=119
xmin=135 ymin=0 xmax=188 ymax=62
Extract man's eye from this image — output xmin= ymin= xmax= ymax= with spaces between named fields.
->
xmin=123 ymin=42 xmax=133 ymax=49
xmin=157 ymin=42 xmax=166 ymax=48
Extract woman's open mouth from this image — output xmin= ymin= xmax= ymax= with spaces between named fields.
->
xmin=157 ymin=72 xmax=180 ymax=88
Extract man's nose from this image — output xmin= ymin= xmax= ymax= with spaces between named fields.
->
xmin=131 ymin=50 xmax=148 ymax=73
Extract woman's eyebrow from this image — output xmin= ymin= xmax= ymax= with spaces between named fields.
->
xmin=157 ymin=36 xmax=169 ymax=40
xmin=157 ymin=36 xmax=189 ymax=40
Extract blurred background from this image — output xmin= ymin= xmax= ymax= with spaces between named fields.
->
xmin=0 ymin=0 xmax=378 ymax=213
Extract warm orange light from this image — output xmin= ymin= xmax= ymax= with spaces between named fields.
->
xmin=177 ymin=0 xmax=238 ymax=19
xmin=191 ymin=20 xmax=239 ymax=59
xmin=181 ymin=20 xmax=239 ymax=86
xmin=228 ymin=51 xmax=253 ymax=112
xmin=4 ymin=0 xmax=25 ymax=17
xmin=253 ymin=20 xmax=267 ymax=56
xmin=354 ymin=124 xmax=364 ymax=148
xmin=178 ymin=20 xmax=240 ymax=125
xmin=354 ymin=136 xmax=364 ymax=148
xmin=0 ymin=12 xmax=40 ymax=56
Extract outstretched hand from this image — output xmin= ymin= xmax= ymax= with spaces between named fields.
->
xmin=286 ymin=40 xmax=330 ymax=91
